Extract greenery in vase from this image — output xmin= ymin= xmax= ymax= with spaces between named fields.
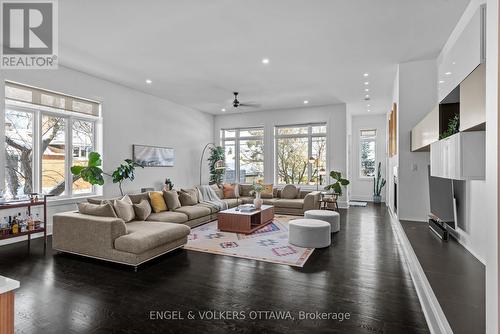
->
xmin=70 ymin=152 xmax=143 ymax=196
xmin=324 ymin=170 xmax=349 ymax=196
xmin=439 ymin=114 xmax=459 ymax=139
xmin=208 ymin=146 xmax=225 ymax=186
xmin=251 ymin=181 xmax=264 ymax=196
xmin=373 ymin=162 xmax=386 ymax=197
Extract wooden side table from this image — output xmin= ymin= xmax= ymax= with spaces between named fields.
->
xmin=319 ymin=194 xmax=339 ymax=211
xmin=0 ymin=276 xmax=20 ymax=334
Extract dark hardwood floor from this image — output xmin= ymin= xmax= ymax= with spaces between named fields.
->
xmin=0 ymin=204 xmax=429 ymax=334
xmin=401 ymin=220 xmax=485 ymax=334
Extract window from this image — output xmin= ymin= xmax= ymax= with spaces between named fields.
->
xmin=359 ymin=129 xmax=376 ymax=178
xmin=4 ymin=82 xmax=99 ymax=199
xmin=220 ymin=128 xmax=264 ymax=184
xmin=275 ymin=123 xmax=327 ymax=186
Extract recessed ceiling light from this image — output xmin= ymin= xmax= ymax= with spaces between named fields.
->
xmin=365 ymin=95 xmax=370 ymax=99
xmin=445 ymin=72 xmax=452 ymax=75
xmin=221 ymin=108 xmax=226 ymax=112
xmin=439 ymin=80 xmax=445 ymax=84
xmin=367 ymin=104 xmax=371 ymax=107
xmin=364 ymin=81 xmax=369 ymax=85
xmin=145 ymin=79 xmax=152 ymax=84
xmin=365 ymin=88 xmax=370 ymax=92
xmin=452 ymin=62 xmax=456 ymax=65
xmin=303 ymin=100 xmax=309 ymax=104
xmin=262 ymin=58 xmax=270 ymax=64
xmin=363 ymin=73 xmax=369 ymax=77
xmin=367 ymin=109 xmax=371 ymax=112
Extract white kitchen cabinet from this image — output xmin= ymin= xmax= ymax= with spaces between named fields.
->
xmin=411 ymin=105 xmax=439 ymax=152
xmin=460 ymin=63 xmax=486 ymax=131
xmin=437 ymin=5 xmax=486 ymax=102
xmin=430 ymin=131 xmax=485 ymax=180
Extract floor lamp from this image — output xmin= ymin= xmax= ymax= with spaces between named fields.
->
xmin=309 ymin=156 xmax=320 ymax=191
xmin=199 ymin=143 xmax=225 ymax=186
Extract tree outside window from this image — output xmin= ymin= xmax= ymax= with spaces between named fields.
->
xmin=275 ymin=124 xmax=327 ymax=185
xmin=4 ymin=83 xmax=98 ymax=199
xmin=360 ymin=129 xmax=376 ymax=177
xmin=221 ymin=128 xmax=264 ymax=184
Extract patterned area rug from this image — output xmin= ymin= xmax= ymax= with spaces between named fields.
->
xmin=183 ymin=215 xmax=314 ymax=267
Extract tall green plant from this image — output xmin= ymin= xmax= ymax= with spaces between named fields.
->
xmin=112 ymin=159 xmax=144 ymax=196
xmin=324 ymin=170 xmax=350 ymax=196
xmin=71 ymin=152 xmax=143 ymax=196
xmin=373 ymin=162 xmax=386 ymax=196
xmin=70 ymin=152 xmax=105 ymax=186
xmin=208 ymin=146 xmax=225 ymax=186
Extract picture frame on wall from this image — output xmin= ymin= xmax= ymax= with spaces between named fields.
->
xmin=133 ymin=144 xmax=175 ymax=167
xmin=388 ymin=103 xmax=397 ymax=156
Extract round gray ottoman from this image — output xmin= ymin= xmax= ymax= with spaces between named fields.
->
xmin=289 ymin=219 xmax=331 ymax=248
xmin=304 ymin=210 xmax=340 ymax=233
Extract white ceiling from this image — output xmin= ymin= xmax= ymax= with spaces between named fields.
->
xmin=59 ymin=0 xmax=470 ymax=115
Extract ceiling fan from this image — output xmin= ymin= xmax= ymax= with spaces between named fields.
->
xmin=232 ymin=92 xmax=260 ymax=108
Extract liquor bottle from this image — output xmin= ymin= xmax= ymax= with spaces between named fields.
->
xmin=0 ymin=217 xmax=7 ymax=236
xmin=11 ymin=215 xmax=18 ymax=234
xmin=27 ymin=212 xmax=34 ymax=231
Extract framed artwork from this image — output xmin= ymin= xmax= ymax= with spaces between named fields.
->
xmin=389 ymin=103 xmax=397 ymax=156
xmin=133 ymin=144 xmax=174 ymax=167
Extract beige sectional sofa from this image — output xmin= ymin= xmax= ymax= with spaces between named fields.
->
xmin=52 ymin=185 xmax=321 ymax=270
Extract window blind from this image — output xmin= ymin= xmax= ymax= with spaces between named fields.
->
xmin=5 ymin=81 xmax=100 ymax=117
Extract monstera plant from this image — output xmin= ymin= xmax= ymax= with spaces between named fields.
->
xmin=71 ymin=152 xmax=143 ymax=196
xmin=324 ymin=170 xmax=350 ymax=196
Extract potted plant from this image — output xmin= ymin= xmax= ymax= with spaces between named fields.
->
xmin=373 ymin=162 xmax=386 ymax=204
xmin=324 ymin=170 xmax=350 ymax=196
xmin=71 ymin=152 xmax=144 ymax=196
xmin=207 ymin=146 xmax=225 ymax=186
xmin=251 ymin=181 xmax=264 ymax=209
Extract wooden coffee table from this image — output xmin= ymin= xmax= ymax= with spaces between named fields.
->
xmin=217 ymin=205 xmax=274 ymax=234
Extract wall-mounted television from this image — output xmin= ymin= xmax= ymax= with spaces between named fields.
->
xmin=428 ymin=166 xmax=456 ymax=229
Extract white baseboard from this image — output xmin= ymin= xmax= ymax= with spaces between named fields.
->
xmin=337 ymin=200 xmax=349 ymax=209
xmin=349 ymin=195 xmax=385 ymax=203
xmin=449 ymin=227 xmax=486 ymax=265
xmin=390 ymin=216 xmax=453 ymax=334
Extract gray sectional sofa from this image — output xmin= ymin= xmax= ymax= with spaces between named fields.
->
xmin=52 ymin=185 xmax=320 ymax=269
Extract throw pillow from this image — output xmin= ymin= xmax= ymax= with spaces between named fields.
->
xmin=113 ymin=195 xmax=135 ymax=222
xmin=77 ymin=202 xmax=117 ymax=218
xmin=238 ymin=184 xmax=252 ymax=197
xmin=281 ymin=184 xmax=299 ymax=199
xmin=149 ymin=191 xmax=168 ymax=213
xmin=163 ymin=190 xmax=181 ymax=211
xmin=133 ymin=199 xmax=152 ymax=221
xmin=261 ymin=184 xmax=274 ymax=199
xmin=179 ymin=189 xmax=198 ymax=206
xmin=210 ymin=184 xmax=224 ymax=199
xmin=87 ymin=198 xmax=104 ymax=205
xmin=223 ymin=183 xmax=238 ymax=199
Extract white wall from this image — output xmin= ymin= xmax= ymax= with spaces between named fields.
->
xmin=350 ymin=114 xmax=387 ymax=202
xmin=0 ymin=65 xmax=214 ymax=244
xmin=397 ymin=59 xmax=437 ymax=222
xmin=484 ymin=0 xmax=498 ymax=331
xmin=213 ymin=104 xmax=348 ymax=206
